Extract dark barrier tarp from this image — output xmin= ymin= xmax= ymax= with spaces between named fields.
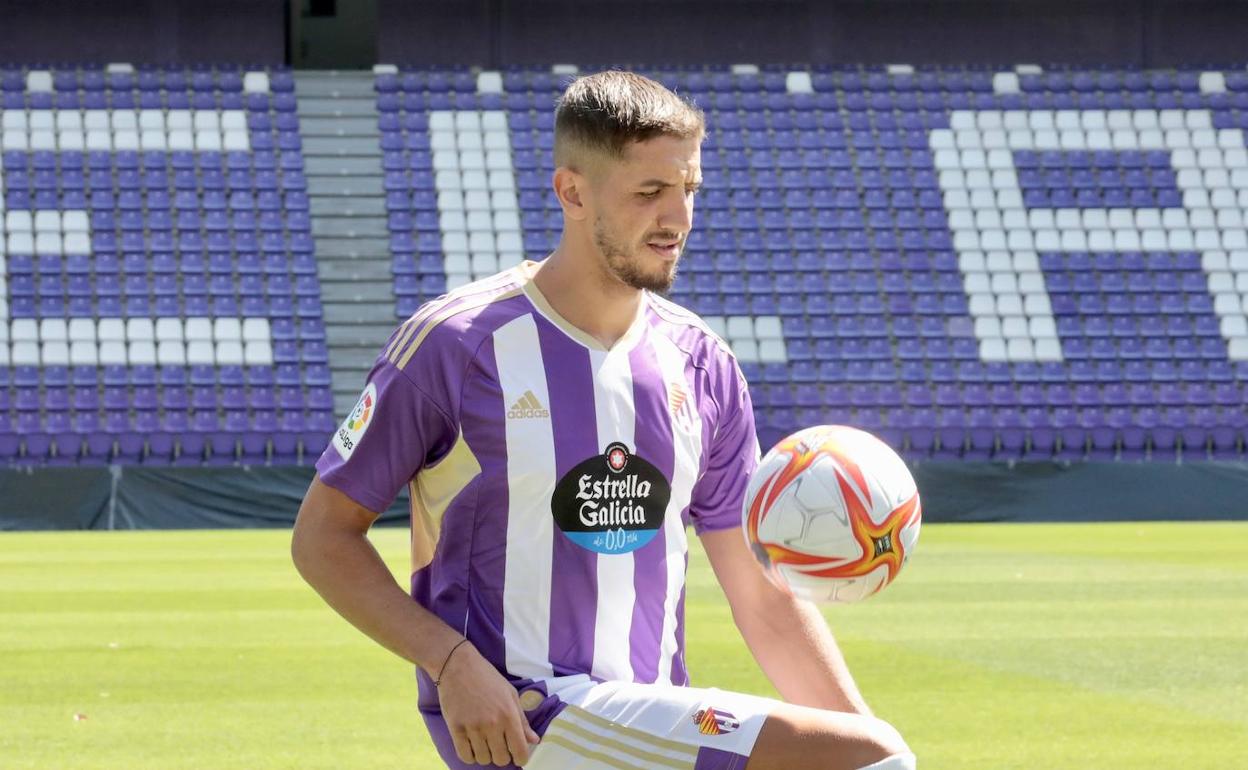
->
xmin=1 ymin=462 xmax=1245 ymax=531
xmin=0 ymin=466 xmax=408 ymax=530
xmin=0 ymin=467 xmax=114 ymax=530
xmin=913 ymin=461 xmax=1248 ymax=522
xmin=114 ymin=466 xmax=315 ymax=529
xmin=113 ymin=466 xmax=409 ymax=529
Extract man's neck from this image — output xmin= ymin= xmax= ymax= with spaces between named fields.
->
xmin=532 ymin=245 xmax=644 ymax=350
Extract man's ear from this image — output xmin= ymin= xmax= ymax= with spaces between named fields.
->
xmin=553 ymin=166 xmax=589 ymax=221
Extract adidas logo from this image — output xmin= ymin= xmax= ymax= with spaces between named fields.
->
xmin=507 ymin=390 xmax=550 ymax=420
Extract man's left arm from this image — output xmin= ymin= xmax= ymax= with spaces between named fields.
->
xmin=700 ymin=526 xmax=873 ymax=716
xmin=688 ymin=349 xmax=871 ymax=714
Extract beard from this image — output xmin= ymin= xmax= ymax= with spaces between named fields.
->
xmin=593 ymin=216 xmax=681 ymax=293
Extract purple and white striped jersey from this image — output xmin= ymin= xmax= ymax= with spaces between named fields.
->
xmin=316 ymin=261 xmax=759 ymax=704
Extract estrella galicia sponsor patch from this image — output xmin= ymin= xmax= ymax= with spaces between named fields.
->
xmin=333 ymin=381 xmax=377 ymax=460
xmin=551 ymin=442 xmax=671 ymax=554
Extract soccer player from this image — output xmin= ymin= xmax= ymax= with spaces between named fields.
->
xmin=292 ymin=70 xmax=915 ymax=770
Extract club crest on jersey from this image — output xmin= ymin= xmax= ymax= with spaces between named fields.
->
xmin=693 ymin=707 xmax=739 ymax=736
xmin=333 ymin=382 xmax=377 ymax=460
xmin=550 ymin=442 xmax=672 ymax=555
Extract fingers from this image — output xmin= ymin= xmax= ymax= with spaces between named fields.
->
xmin=451 ymin=729 xmax=476 ymax=766
xmin=504 ymin=729 xmax=529 ymax=767
xmin=485 ymin=729 xmax=512 ymax=767
xmin=505 ymin=714 xmax=535 ymax=766
xmin=467 ymin=732 xmax=492 ymax=766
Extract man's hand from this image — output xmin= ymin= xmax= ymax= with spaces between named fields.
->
xmin=291 ymin=477 xmax=541 ymax=766
xmin=437 ymin=642 xmax=541 ymax=767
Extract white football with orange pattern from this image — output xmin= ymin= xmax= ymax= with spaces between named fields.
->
xmin=742 ymin=425 xmax=922 ymax=604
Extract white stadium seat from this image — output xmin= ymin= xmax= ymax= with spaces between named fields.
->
xmin=213 ymin=318 xmax=242 ymax=342
xmin=11 ymin=319 xmax=38 ymax=342
xmin=242 ymin=318 xmax=271 ymax=342
xmin=758 ymin=340 xmax=787 ymax=363
xmin=39 ymin=319 xmax=68 ymax=343
xmin=470 ymin=254 xmax=498 ymax=274
xmin=155 ymin=318 xmax=184 ymax=342
xmin=131 ymin=341 xmax=159 ymax=366
xmin=184 ymin=318 xmax=213 ymax=341
xmin=157 ymin=341 xmax=185 ymax=366
xmin=702 ymin=317 xmax=727 ymax=338
xmin=732 ymin=339 xmax=759 ymax=362
xmin=974 ymin=317 xmax=1002 ymax=338
xmin=70 ymin=341 xmax=98 ymax=366
xmin=481 ymin=111 xmax=508 ymax=131
xmin=126 ymin=318 xmax=155 ymax=342
xmin=186 ymin=341 xmax=215 ymax=365
xmin=1029 ymin=318 xmax=1058 ymax=338
xmin=1221 ymin=317 xmax=1248 ymax=338
xmin=496 ymin=232 xmax=525 ymax=252
xmin=68 ymin=319 xmax=95 ymax=343
xmin=1001 ymin=317 xmax=1029 ymax=339
xmin=216 ymin=342 xmax=244 ymax=366
xmin=244 ymin=341 xmax=274 ymax=366
xmin=726 ymin=317 xmax=754 ymax=340
xmin=11 ymin=342 xmax=39 ymax=365
xmin=98 ymin=341 xmax=127 ymax=365
xmin=979 ymin=339 xmax=1008 ymax=362
xmin=1006 ymin=339 xmax=1034 ymax=361
xmin=243 ymin=71 xmax=270 ymax=94
xmin=139 ymin=110 xmax=165 ymax=130
xmin=755 ymin=317 xmax=783 ymax=340
xmin=997 ymin=295 xmax=1024 ymax=316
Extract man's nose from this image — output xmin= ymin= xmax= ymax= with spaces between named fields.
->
xmin=658 ymin=192 xmax=693 ymax=235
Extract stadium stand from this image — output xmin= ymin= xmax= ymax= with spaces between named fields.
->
xmin=6 ymin=62 xmax=1248 ymax=468
xmin=0 ymin=65 xmax=333 ymax=466
xmin=378 ymin=64 xmax=1248 ymax=463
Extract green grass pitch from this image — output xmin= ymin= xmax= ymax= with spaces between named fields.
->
xmin=2 ymin=522 xmax=1246 ymax=769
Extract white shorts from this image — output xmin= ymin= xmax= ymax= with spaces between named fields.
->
xmin=526 ymin=678 xmax=775 ymax=770
xmin=422 ymin=676 xmax=777 ymax=769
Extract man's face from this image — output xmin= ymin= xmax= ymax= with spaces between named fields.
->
xmin=585 ymin=135 xmax=702 ymax=293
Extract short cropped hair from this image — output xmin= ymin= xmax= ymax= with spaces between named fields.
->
xmin=554 ymin=70 xmax=705 ymax=168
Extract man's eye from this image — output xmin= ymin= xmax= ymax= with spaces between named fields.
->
xmin=639 ymin=190 xmax=662 ymax=199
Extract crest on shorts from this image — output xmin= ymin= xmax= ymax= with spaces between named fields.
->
xmin=693 ymin=707 xmax=739 ymax=736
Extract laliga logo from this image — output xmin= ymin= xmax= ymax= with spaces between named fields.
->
xmin=348 ymin=391 xmax=373 ymax=431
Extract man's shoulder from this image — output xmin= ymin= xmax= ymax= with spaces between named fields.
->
xmin=645 ymin=293 xmax=738 ymax=371
xmin=384 ymin=269 xmax=531 ymax=374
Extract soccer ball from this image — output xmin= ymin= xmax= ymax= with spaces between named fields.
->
xmin=742 ymin=425 xmax=921 ymax=604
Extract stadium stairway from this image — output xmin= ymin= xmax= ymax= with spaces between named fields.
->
xmin=295 ymin=70 xmax=393 ymax=416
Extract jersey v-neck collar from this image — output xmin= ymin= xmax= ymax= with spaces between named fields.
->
xmin=514 ymin=260 xmax=650 ymax=355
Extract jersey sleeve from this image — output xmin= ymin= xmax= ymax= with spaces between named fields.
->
xmin=687 ymin=354 xmax=760 ymax=534
xmin=315 ymin=355 xmax=458 ymax=514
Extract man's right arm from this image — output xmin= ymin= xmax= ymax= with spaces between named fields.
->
xmin=291 ymin=475 xmax=539 ymax=766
